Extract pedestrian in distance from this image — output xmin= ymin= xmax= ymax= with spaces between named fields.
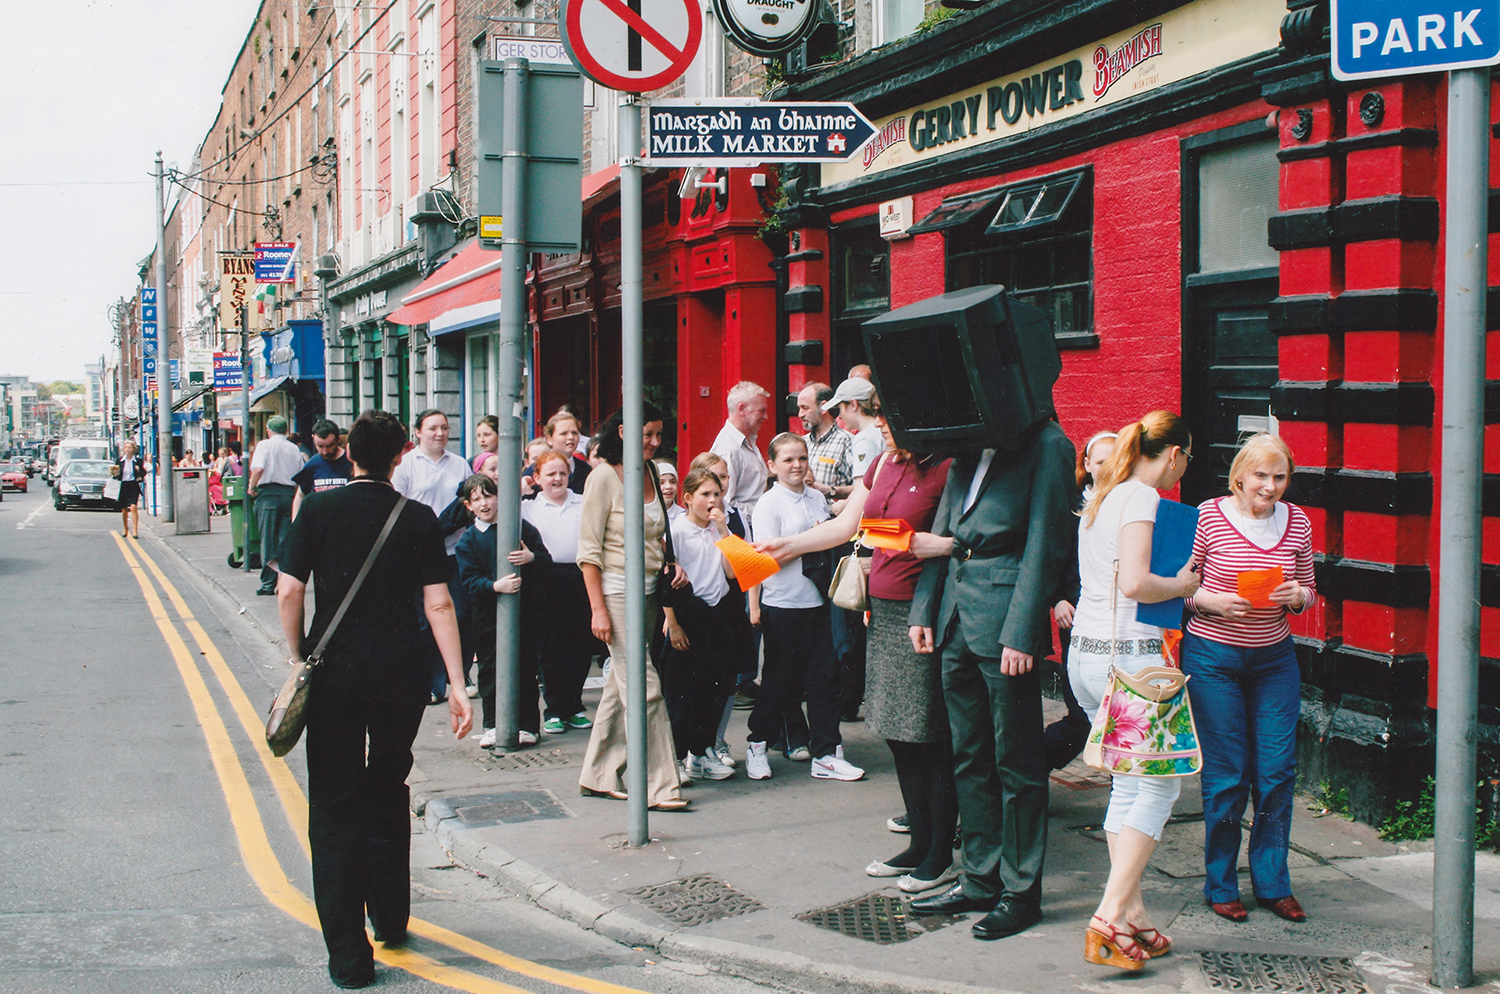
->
xmin=249 ymin=415 xmax=306 ymax=596
xmin=659 ymin=466 xmax=743 ymax=782
xmin=113 ymin=439 xmax=146 ymax=539
xmin=1070 ymin=412 xmax=1198 ymax=971
xmin=656 ymin=462 xmax=683 ymax=522
xmin=534 ymin=408 xmax=592 ymax=494
xmin=472 ymin=414 xmax=500 ymax=473
xmin=292 ymin=419 xmax=354 ymax=520
xmin=522 ymin=450 xmax=595 ymax=736
xmin=276 ymin=409 xmax=473 ymax=990
xmin=746 ymin=432 xmax=864 ymax=783
xmin=454 ymin=472 xmax=549 ymax=749
xmin=757 ymin=389 xmax=955 ymax=890
xmin=575 ymin=404 xmax=691 ymax=811
xmin=1182 ymin=432 xmax=1315 ymax=925
xmin=710 ymin=380 xmax=771 ymax=524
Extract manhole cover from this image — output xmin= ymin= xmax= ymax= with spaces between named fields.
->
xmin=625 ymin=874 xmax=764 ymax=926
xmin=428 ymin=790 xmax=571 ymax=828
xmin=1200 ymin=953 xmax=1370 ymax=993
xmin=480 ymin=748 xmax=573 ymax=771
xmin=798 ymin=892 xmax=961 ymax=944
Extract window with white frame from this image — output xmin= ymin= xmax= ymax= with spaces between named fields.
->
xmin=874 ymin=0 xmax=923 ymax=46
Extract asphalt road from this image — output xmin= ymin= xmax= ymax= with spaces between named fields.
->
xmin=0 ymin=486 xmax=782 ymax=994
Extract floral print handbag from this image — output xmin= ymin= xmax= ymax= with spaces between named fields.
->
xmin=1082 ymin=665 xmax=1202 ymax=777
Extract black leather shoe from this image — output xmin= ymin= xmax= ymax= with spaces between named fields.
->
xmin=971 ymin=897 xmax=1042 ymax=939
xmin=329 ymin=966 xmax=375 ymax=989
xmin=256 ymin=586 xmax=277 ymax=596
xmin=908 ymin=881 xmax=997 ymax=917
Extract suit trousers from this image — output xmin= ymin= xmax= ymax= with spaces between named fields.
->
xmin=305 ymin=687 xmax=425 ymax=983
xmin=941 ymin=624 xmax=1048 ymax=905
xmin=578 ymin=588 xmax=683 ymax=806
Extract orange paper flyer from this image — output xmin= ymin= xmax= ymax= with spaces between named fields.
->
xmin=859 ymin=518 xmax=913 ymax=551
xmin=715 ymin=534 xmax=780 ymax=589
xmin=1237 ymin=566 xmax=1284 ymax=608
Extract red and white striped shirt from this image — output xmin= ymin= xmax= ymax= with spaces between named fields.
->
xmin=1186 ymin=497 xmax=1315 ymax=648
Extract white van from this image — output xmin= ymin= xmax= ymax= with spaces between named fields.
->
xmin=50 ymin=439 xmax=113 ymax=485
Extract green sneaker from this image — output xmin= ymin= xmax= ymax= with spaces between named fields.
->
xmin=542 ymin=716 xmax=566 ymax=735
xmin=566 ymin=712 xmax=594 ymax=730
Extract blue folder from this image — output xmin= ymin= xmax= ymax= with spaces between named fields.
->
xmin=1135 ymin=499 xmax=1199 ymax=629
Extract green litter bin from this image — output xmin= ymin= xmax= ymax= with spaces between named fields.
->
xmin=224 ymin=475 xmax=262 ymax=570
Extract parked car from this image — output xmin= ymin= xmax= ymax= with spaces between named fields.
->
xmin=53 ymin=459 xmax=118 ymax=510
xmin=49 ymin=439 xmax=111 ymax=486
xmin=0 ymin=462 xmax=28 ymax=493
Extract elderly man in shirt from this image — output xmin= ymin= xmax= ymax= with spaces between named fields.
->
xmin=392 ymin=408 xmax=473 ymax=702
xmin=249 ymin=414 xmax=307 ymax=595
xmin=710 ymin=380 xmax=771 ymax=526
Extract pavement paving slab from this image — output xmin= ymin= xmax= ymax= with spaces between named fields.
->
xmin=149 ymin=517 xmax=1500 ymax=994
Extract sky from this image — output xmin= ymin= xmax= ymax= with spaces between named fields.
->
xmin=0 ymin=0 xmax=264 ymax=383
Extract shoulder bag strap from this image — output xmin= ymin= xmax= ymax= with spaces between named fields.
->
xmin=307 ymin=495 xmax=408 ymax=662
xmin=645 ymin=460 xmax=676 ymax=566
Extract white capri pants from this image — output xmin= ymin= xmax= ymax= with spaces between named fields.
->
xmin=1069 ymin=642 xmax=1181 ymax=841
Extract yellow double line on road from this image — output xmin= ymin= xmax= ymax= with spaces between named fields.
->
xmin=110 ymin=532 xmax=653 ymax=994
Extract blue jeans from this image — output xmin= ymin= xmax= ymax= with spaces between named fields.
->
xmin=1180 ymin=632 xmax=1300 ymax=903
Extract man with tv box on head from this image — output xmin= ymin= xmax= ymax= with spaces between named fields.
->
xmin=871 ymin=285 xmax=1076 ymax=942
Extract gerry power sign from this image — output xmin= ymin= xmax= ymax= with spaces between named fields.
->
xmin=644 ymin=99 xmax=877 ymax=164
xmin=1331 ymin=0 xmax=1500 ymax=79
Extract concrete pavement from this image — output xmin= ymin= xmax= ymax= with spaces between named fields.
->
xmin=148 ymin=513 xmax=1500 ymax=994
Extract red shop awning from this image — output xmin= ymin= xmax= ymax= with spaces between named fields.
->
xmin=387 ymin=240 xmax=504 ymax=330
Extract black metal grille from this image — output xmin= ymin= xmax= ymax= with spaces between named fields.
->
xmin=439 ymin=790 xmax=571 ymax=828
xmin=479 ymin=748 xmax=573 ymax=771
xmin=1200 ymin=953 xmax=1370 ymax=993
xmin=798 ymin=893 xmax=964 ymax=944
xmin=625 ymin=874 xmax=764 ymax=927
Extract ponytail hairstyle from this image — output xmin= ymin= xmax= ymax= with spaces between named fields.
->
xmin=1081 ymin=411 xmax=1191 ymax=526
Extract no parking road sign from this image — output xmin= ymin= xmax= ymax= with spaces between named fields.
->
xmin=560 ymin=0 xmax=702 ymax=92
xmin=1331 ymin=0 xmax=1500 ymax=79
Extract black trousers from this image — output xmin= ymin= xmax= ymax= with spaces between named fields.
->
xmin=538 ymin=564 xmax=593 ymax=721
xmin=750 ymin=602 xmax=841 ymax=760
xmin=305 ymin=686 xmax=424 ymax=983
xmin=659 ymin=594 xmax=740 ymax=759
xmin=474 ymin=620 xmax=540 ymax=733
xmin=941 ymin=624 xmax=1048 ymax=905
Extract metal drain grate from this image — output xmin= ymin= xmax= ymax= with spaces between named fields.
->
xmin=798 ymin=892 xmax=960 ymax=944
xmin=1200 ymin=953 xmax=1370 ymax=993
xmin=625 ymin=874 xmax=764 ymax=926
xmin=428 ymin=790 xmax=571 ymax=828
xmin=480 ymin=748 xmax=573 ymax=771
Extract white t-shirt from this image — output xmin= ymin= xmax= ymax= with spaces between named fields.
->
xmin=671 ymin=516 xmax=730 ymax=607
xmin=1219 ymin=497 xmax=1288 ymax=549
xmin=1072 ymin=480 xmax=1162 ymax=643
xmin=753 ymin=482 xmax=831 ymax=609
xmin=849 ymin=424 xmax=884 ymax=478
xmin=520 ymin=489 xmax=583 ymax=564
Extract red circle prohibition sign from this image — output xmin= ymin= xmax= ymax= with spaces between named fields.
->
xmin=562 ymin=0 xmax=702 ymax=92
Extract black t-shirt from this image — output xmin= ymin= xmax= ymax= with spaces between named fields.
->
xmin=280 ymin=480 xmax=451 ymax=702
xmin=292 ymin=452 xmax=355 ymax=495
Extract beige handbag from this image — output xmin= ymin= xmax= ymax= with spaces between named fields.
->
xmin=827 ymin=452 xmax=890 ymax=612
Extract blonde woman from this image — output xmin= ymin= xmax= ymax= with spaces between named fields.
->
xmin=115 ymin=441 xmax=146 ymax=538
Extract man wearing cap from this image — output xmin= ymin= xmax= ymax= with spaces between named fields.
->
xmin=826 ymin=377 xmax=882 ymax=480
xmin=710 ymin=381 xmax=771 ymax=524
xmin=249 ymin=415 xmax=306 ymax=596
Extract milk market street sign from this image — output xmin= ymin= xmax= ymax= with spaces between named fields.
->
xmin=643 ymin=99 xmax=878 ymax=165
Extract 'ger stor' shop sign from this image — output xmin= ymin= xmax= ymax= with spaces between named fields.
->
xmin=645 ymin=99 xmax=877 ymax=164
xmin=821 ymin=0 xmax=1282 ymax=187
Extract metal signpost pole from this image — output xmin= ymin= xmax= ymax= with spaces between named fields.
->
xmin=620 ymin=93 xmax=648 ymax=846
xmin=240 ymin=303 xmax=252 ymax=574
xmin=1433 ymin=65 xmax=1487 ymax=991
xmin=494 ymin=57 xmax=530 ymax=751
xmin=155 ymin=153 xmax=175 ymax=521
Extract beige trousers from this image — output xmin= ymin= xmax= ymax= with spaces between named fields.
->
xmin=578 ymin=589 xmax=683 ymax=806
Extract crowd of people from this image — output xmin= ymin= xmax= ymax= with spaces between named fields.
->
xmin=243 ymin=373 xmax=1315 ymax=987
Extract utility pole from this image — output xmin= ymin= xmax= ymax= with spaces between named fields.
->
xmin=155 ymin=152 xmax=175 ymax=520
xmin=239 ymin=303 xmax=252 ymax=573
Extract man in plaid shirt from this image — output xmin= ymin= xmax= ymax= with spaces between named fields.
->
xmin=798 ymin=383 xmax=854 ymax=512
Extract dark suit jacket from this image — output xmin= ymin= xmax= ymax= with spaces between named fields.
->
xmin=908 ymin=421 xmax=1077 ymax=659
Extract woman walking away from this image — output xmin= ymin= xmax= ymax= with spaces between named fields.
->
xmin=1070 ymin=412 xmax=1198 ymax=970
xmin=1183 ymin=432 xmax=1315 ymax=925
xmin=522 ymin=450 xmax=594 ymax=735
xmin=277 ymin=410 xmax=473 ymax=989
xmin=115 ymin=440 xmax=146 ymax=539
xmin=660 ymin=466 xmax=742 ymax=782
xmin=576 ymin=405 xmax=690 ymax=811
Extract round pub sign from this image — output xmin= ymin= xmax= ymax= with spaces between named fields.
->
xmin=712 ymin=0 xmax=820 ymax=56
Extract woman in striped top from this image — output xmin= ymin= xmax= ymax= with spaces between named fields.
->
xmin=1182 ymin=433 xmax=1315 ymax=925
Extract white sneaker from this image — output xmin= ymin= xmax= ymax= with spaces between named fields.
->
xmin=786 ymin=745 xmax=812 ymax=762
xmin=812 ymin=750 xmax=865 ymax=781
xmin=479 ymin=728 xmax=497 ymax=749
xmin=517 ymin=730 xmax=538 ymax=746
xmin=678 ymin=759 xmax=695 ymax=784
xmin=690 ymin=752 xmax=735 ymax=780
xmin=745 ymin=741 xmax=772 ymax=780
xmin=714 ymin=739 xmax=736 ymax=767
xmin=465 ymin=684 xmax=479 ymax=699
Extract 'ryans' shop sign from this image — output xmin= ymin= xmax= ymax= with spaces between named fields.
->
xmin=822 ymin=0 xmax=1283 ymax=186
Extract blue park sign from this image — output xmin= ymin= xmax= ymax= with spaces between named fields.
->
xmin=1331 ymin=0 xmax=1500 ymax=79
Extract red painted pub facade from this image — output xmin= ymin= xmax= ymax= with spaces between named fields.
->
xmin=765 ymin=0 xmax=1500 ymax=818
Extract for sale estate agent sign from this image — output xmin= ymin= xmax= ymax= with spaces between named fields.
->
xmin=819 ymin=0 xmax=1283 ymax=187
